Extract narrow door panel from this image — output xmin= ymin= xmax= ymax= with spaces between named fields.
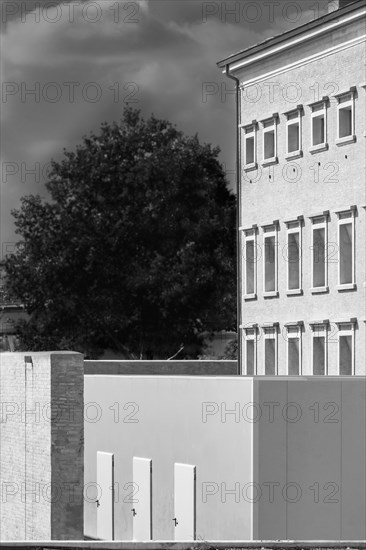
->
xmin=133 ymin=457 xmax=152 ymax=540
xmin=97 ymin=451 xmax=114 ymax=540
xmin=174 ymin=463 xmax=196 ymax=540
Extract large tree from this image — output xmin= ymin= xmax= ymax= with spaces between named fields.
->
xmin=5 ymin=108 xmax=236 ymax=358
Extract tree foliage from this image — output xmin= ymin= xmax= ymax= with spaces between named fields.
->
xmin=5 ymin=108 xmax=236 ymax=358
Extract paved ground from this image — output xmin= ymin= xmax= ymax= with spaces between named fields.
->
xmin=0 ymin=542 xmax=366 ymax=550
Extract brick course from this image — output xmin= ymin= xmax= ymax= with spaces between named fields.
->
xmin=0 ymin=352 xmax=84 ymax=541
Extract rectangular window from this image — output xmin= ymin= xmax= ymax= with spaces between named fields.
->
xmin=243 ymin=229 xmax=257 ymax=297
xmin=263 ymin=224 xmax=278 ymax=296
xmin=337 ymin=323 xmax=355 ymax=375
xmin=311 ymin=323 xmax=327 ymax=375
xmin=286 ymin=220 xmax=302 ymax=293
xmin=262 ymin=116 xmax=278 ymax=164
xmin=313 ymin=227 xmax=325 ymax=286
xmin=264 ymin=129 xmax=275 ymax=158
xmin=286 ymin=325 xmax=302 ymax=375
xmin=288 ymin=122 xmax=299 ymax=152
xmin=337 ymin=210 xmax=355 ymax=288
xmin=264 ymin=326 xmax=277 ymax=375
xmin=313 ymin=114 xmax=325 ymax=145
xmin=242 ymin=123 xmax=257 ymax=168
xmin=246 ymin=340 xmax=255 ymax=375
xmin=310 ymin=100 xmax=328 ymax=151
xmin=311 ymin=215 xmax=328 ymax=292
xmin=245 ymin=327 xmax=257 ymax=375
xmin=336 ymin=90 xmax=355 ymax=144
xmin=264 ymin=236 xmax=276 ymax=291
xmin=339 ymin=106 xmax=352 ymax=137
xmin=246 ymin=136 xmax=254 ymax=164
xmin=288 ymin=232 xmax=300 ymax=288
xmin=246 ymin=240 xmax=255 ymax=293
xmin=285 ymin=108 xmax=303 ymax=157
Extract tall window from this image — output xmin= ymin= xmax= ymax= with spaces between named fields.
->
xmin=285 ymin=106 xmax=303 ymax=158
xmin=285 ymin=324 xmax=302 ymax=375
xmin=337 ymin=322 xmax=355 ymax=375
xmin=337 ymin=208 xmax=356 ymax=289
xmin=310 ymin=322 xmax=328 ymax=375
xmin=263 ymin=325 xmax=278 ymax=375
xmin=243 ymin=228 xmax=257 ymax=298
xmin=242 ymin=122 xmax=257 ymax=169
xmin=244 ymin=326 xmax=257 ymax=375
xmin=309 ymin=98 xmax=328 ymax=152
xmin=285 ymin=219 xmax=302 ymax=294
xmin=336 ymin=89 xmax=356 ymax=145
xmin=261 ymin=115 xmax=278 ymax=165
xmin=262 ymin=223 xmax=278 ymax=296
xmin=310 ymin=214 xmax=328 ymax=292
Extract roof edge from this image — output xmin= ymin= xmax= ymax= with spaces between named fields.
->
xmin=217 ymin=0 xmax=365 ymax=69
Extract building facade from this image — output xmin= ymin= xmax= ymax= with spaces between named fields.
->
xmin=219 ymin=0 xmax=366 ymax=376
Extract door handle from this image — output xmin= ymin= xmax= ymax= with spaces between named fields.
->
xmin=172 ymin=517 xmax=178 ymax=527
xmin=96 ymin=499 xmax=100 ymax=508
xmin=131 ymin=508 xmax=136 ymax=516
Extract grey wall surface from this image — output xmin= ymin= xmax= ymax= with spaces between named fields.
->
xmin=253 ymin=377 xmax=366 ymax=540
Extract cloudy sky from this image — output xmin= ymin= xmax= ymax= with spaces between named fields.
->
xmin=1 ymin=0 xmax=329 ymax=253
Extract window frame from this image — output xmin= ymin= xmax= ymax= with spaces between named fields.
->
xmin=309 ymin=98 xmax=329 ymax=153
xmin=284 ymin=106 xmax=303 ymax=160
xmin=336 ymin=208 xmax=356 ymax=290
xmin=243 ymin=325 xmax=257 ymax=376
xmin=261 ymin=114 xmax=278 ymax=166
xmin=310 ymin=321 xmax=328 ymax=375
xmin=285 ymin=218 xmax=303 ymax=295
xmin=242 ymin=228 xmax=257 ymax=300
xmin=262 ymin=222 xmax=279 ymax=298
xmin=336 ymin=88 xmax=356 ymax=146
xmin=263 ymin=324 xmax=278 ymax=376
xmin=310 ymin=213 xmax=329 ymax=294
xmin=336 ymin=321 xmax=355 ymax=376
xmin=285 ymin=322 xmax=303 ymax=375
xmin=241 ymin=122 xmax=258 ymax=171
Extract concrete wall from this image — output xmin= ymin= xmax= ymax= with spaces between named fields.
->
xmin=235 ymin=4 xmax=366 ymax=374
xmin=85 ymin=360 xmax=237 ymax=376
xmin=84 ymin=374 xmax=366 ymax=541
xmin=0 ymin=352 xmax=84 ymax=541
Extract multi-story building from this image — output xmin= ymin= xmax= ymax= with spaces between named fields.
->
xmin=218 ymin=0 xmax=366 ymax=375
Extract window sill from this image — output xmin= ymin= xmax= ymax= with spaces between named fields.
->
xmin=263 ymin=290 xmax=279 ymax=298
xmin=285 ymin=150 xmax=303 ymax=160
xmin=309 ymin=143 xmax=329 ymax=154
xmin=262 ymin=156 xmax=278 ymax=167
xmin=286 ymin=289 xmax=303 ymax=296
xmin=336 ymin=135 xmax=356 ymax=146
xmin=337 ymin=283 xmax=357 ymax=291
xmin=244 ymin=162 xmax=258 ymax=172
xmin=311 ymin=286 xmax=329 ymax=294
xmin=244 ymin=293 xmax=257 ymax=301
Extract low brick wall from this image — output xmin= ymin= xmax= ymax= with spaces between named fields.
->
xmin=84 ymin=360 xmax=237 ymax=376
xmin=0 ymin=352 xmax=84 ymax=541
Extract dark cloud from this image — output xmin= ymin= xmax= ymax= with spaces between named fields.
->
xmin=0 ymin=0 xmax=79 ymax=31
xmin=1 ymin=0 xmax=329 ymax=247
